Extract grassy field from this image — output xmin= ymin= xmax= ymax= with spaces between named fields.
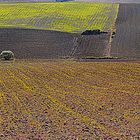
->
xmin=0 ymin=60 xmax=139 ymax=139
xmin=0 ymin=2 xmax=119 ymax=33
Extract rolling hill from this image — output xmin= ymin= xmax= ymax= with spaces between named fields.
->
xmin=0 ymin=1 xmax=140 ymax=139
xmin=111 ymin=4 xmax=140 ymax=59
xmin=0 ymin=2 xmax=119 ymax=59
xmin=0 ymin=60 xmax=140 ymax=139
xmin=0 ymin=2 xmax=139 ymax=59
xmin=76 ymin=0 xmax=140 ymax=3
xmin=0 ymin=0 xmax=140 ymax=3
xmin=0 ymin=28 xmax=75 ymax=59
xmin=0 ymin=2 xmax=119 ymax=33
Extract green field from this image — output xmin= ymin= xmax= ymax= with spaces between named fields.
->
xmin=0 ymin=2 xmax=119 ymax=33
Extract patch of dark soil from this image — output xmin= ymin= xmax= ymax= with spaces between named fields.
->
xmin=0 ymin=28 xmax=110 ymax=59
xmin=0 ymin=28 xmax=75 ymax=59
xmin=111 ymin=4 xmax=140 ymax=58
xmin=73 ymin=34 xmax=110 ymax=58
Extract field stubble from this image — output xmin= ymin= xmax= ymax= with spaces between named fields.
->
xmin=0 ymin=60 xmax=140 ymax=139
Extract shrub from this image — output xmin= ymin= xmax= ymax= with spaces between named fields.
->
xmin=0 ymin=51 xmax=14 ymax=60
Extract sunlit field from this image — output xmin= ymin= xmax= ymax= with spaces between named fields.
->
xmin=0 ymin=2 xmax=119 ymax=33
xmin=0 ymin=60 xmax=139 ymax=139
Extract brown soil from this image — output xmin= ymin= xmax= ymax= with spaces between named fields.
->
xmin=111 ymin=4 xmax=140 ymax=59
xmin=0 ymin=28 xmax=110 ymax=59
xmin=0 ymin=28 xmax=75 ymax=59
xmin=0 ymin=60 xmax=140 ymax=139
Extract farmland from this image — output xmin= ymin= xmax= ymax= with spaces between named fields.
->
xmin=0 ymin=28 xmax=75 ymax=59
xmin=0 ymin=28 xmax=111 ymax=59
xmin=0 ymin=2 xmax=119 ymax=33
xmin=76 ymin=0 xmax=140 ymax=3
xmin=0 ymin=1 xmax=140 ymax=139
xmin=0 ymin=2 xmax=120 ymax=59
xmin=111 ymin=4 xmax=140 ymax=59
xmin=0 ymin=60 xmax=140 ymax=139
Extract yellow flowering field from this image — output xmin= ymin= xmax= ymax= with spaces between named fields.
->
xmin=0 ymin=2 xmax=119 ymax=33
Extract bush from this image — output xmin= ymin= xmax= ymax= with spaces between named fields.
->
xmin=0 ymin=51 xmax=14 ymax=60
xmin=81 ymin=29 xmax=108 ymax=35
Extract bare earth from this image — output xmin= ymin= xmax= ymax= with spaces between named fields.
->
xmin=111 ymin=4 xmax=140 ymax=59
xmin=0 ymin=60 xmax=140 ymax=139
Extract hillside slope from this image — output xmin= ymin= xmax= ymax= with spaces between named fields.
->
xmin=0 ymin=28 xmax=112 ymax=59
xmin=111 ymin=4 xmax=140 ymax=59
xmin=0 ymin=28 xmax=75 ymax=59
xmin=0 ymin=2 xmax=119 ymax=33
xmin=76 ymin=0 xmax=140 ymax=3
xmin=0 ymin=60 xmax=140 ymax=139
xmin=0 ymin=28 xmax=111 ymax=59
xmin=0 ymin=2 xmax=119 ymax=59
xmin=0 ymin=0 xmax=140 ymax=3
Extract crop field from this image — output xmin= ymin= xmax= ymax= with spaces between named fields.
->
xmin=76 ymin=0 xmax=140 ymax=3
xmin=0 ymin=2 xmax=119 ymax=33
xmin=0 ymin=28 xmax=75 ymax=59
xmin=0 ymin=60 xmax=140 ymax=139
xmin=1 ymin=0 xmax=140 ymax=3
xmin=111 ymin=4 xmax=140 ymax=59
xmin=72 ymin=34 xmax=110 ymax=58
xmin=0 ymin=28 xmax=111 ymax=59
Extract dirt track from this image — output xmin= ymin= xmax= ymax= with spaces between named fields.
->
xmin=111 ymin=4 xmax=140 ymax=59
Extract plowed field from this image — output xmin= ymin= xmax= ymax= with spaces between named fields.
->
xmin=0 ymin=28 xmax=75 ymax=59
xmin=111 ymin=4 xmax=140 ymax=59
xmin=0 ymin=28 xmax=109 ymax=59
xmin=0 ymin=60 xmax=140 ymax=139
